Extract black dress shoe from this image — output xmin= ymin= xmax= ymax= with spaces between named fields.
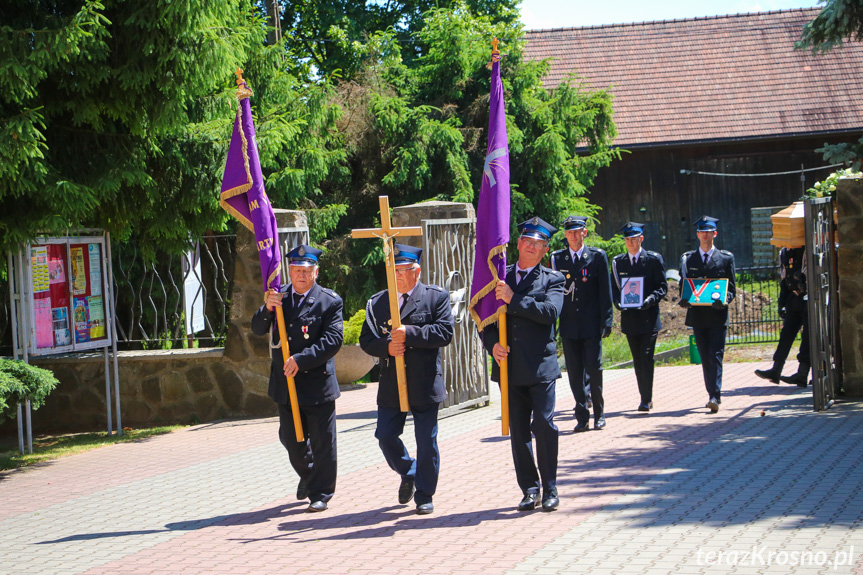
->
xmin=573 ymin=422 xmax=590 ymax=433
xmin=518 ymin=492 xmax=539 ymax=511
xmin=306 ymin=500 xmax=327 ymax=513
xmin=637 ymin=402 xmax=652 ymax=412
xmin=542 ymin=490 xmax=559 ymax=512
xmin=296 ymin=477 xmax=309 ymax=500
xmin=416 ymin=502 xmax=434 ymax=515
xmin=398 ymin=477 xmax=415 ymax=504
xmin=594 ymin=418 xmax=606 ymax=430
xmin=706 ymin=397 xmax=719 ymax=413
xmin=754 ymin=367 xmax=781 ymax=383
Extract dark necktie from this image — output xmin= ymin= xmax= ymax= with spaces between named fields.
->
xmin=703 ymin=253 xmax=709 ymax=265
xmin=399 ymin=294 xmax=408 ymax=311
xmin=293 ymin=293 xmax=303 ymax=309
xmin=517 ymin=270 xmax=527 ymax=284
xmin=631 ymin=256 xmax=637 ymax=266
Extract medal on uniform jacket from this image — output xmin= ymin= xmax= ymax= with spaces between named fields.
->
xmin=302 ymin=325 xmax=309 ymax=339
xmin=582 ymin=269 xmax=588 ymax=282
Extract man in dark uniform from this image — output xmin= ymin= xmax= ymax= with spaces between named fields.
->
xmin=754 ymin=246 xmax=810 ymax=387
xmin=623 ymin=282 xmax=641 ymax=305
xmin=678 ymin=216 xmax=737 ymax=413
xmin=251 ymin=245 xmax=343 ymax=513
xmin=611 ymin=222 xmax=668 ymax=412
xmin=359 ymin=244 xmax=454 ymax=515
xmin=550 ymin=215 xmax=613 ymax=432
xmin=482 ymin=217 xmax=564 ymax=512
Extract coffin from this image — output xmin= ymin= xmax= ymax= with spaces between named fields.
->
xmin=770 ymin=201 xmax=805 ymax=248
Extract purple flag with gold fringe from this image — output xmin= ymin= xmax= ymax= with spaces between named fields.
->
xmin=220 ymin=78 xmax=281 ymax=292
xmin=468 ymin=50 xmax=511 ymax=331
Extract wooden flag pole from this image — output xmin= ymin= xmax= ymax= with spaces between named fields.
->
xmin=275 ymin=306 xmax=304 ymax=442
xmin=352 ymin=196 xmax=423 ymax=412
xmin=498 ymin=311 xmax=509 ymax=435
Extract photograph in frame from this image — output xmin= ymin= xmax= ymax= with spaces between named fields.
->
xmin=620 ymin=276 xmax=644 ymax=308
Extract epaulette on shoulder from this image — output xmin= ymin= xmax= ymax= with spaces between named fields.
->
xmin=646 ymin=250 xmax=661 ymax=257
xmin=588 ymin=246 xmax=605 ymax=254
xmin=427 ymin=284 xmax=446 ymax=293
xmin=319 ymin=287 xmax=339 ymax=299
xmin=613 ymin=253 xmax=627 ymax=261
xmin=683 ymin=250 xmax=695 ymax=257
xmin=544 ymin=265 xmax=563 ymax=276
xmin=721 ymin=250 xmax=733 ymax=256
xmin=550 ymin=248 xmax=566 ymax=257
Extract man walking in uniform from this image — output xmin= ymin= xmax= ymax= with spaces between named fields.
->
xmin=678 ymin=216 xmax=736 ymax=412
xmin=252 ymin=245 xmax=343 ymax=513
xmin=754 ymin=246 xmax=810 ymax=387
xmin=551 ymin=216 xmax=613 ymax=432
xmin=611 ymin=222 xmax=668 ymax=412
xmin=483 ymin=217 xmax=565 ymax=512
xmin=359 ymin=245 xmax=454 ymax=515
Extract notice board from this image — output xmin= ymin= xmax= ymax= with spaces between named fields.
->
xmin=25 ymin=236 xmax=112 ymax=355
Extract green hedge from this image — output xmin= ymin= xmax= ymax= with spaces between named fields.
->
xmin=0 ymin=359 xmax=59 ymax=424
xmin=343 ymin=309 xmax=366 ymax=346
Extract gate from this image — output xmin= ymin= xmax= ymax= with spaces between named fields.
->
xmin=421 ymin=218 xmax=489 ymax=411
xmin=727 ymin=265 xmax=782 ymax=345
xmin=804 ymin=197 xmax=841 ymax=411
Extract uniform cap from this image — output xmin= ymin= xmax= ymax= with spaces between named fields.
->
xmin=695 ymin=215 xmax=718 ymax=231
xmin=393 ymin=244 xmax=422 ymax=265
xmin=288 ymin=244 xmax=322 ymax=266
xmin=518 ymin=217 xmax=557 ymax=241
xmin=562 ymin=216 xmax=588 ymax=230
xmin=619 ymin=222 xmax=645 ymax=238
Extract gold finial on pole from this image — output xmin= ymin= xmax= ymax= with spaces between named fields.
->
xmin=234 ymin=67 xmax=253 ymax=99
xmin=491 ymin=37 xmax=500 ymax=55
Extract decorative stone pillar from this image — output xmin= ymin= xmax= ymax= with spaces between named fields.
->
xmin=223 ymin=209 xmax=309 ymax=413
xmin=393 ymin=201 xmax=488 ymax=410
xmin=835 ymin=177 xmax=863 ymax=396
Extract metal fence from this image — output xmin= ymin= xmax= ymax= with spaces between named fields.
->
xmin=727 ymin=265 xmax=782 ymax=345
xmin=110 ymin=235 xmax=236 ymax=350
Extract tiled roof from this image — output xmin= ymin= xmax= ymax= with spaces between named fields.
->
xmin=523 ymin=8 xmax=863 ymax=147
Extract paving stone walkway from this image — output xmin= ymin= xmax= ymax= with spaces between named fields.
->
xmin=1 ymin=361 xmax=862 ymax=575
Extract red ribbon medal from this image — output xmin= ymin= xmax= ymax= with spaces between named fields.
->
xmin=687 ymin=278 xmax=710 ymax=302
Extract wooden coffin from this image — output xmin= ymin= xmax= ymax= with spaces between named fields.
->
xmin=770 ymin=201 xmax=805 ymax=248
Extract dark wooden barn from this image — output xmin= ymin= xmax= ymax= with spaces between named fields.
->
xmin=524 ymin=8 xmax=863 ymax=267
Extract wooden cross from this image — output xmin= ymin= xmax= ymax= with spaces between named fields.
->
xmin=352 ymin=196 xmax=423 ymax=412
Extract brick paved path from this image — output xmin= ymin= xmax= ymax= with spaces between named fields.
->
xmin=2 ymin=361 xmax=862 ymax=574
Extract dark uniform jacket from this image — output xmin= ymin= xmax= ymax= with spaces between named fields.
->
xmin=251 ymin=282 xmax=344 ymax=406
xmin=359 ymin=282 xmax=454 ymax=409
xmin=481 ymin=264 xmax=565 ymax=386
xmin=551 ymin=247 xmax=613 ymax=340
xmin=680 ymin=248 xmax=737 ymax=328
xmin=778 ymin=247 xmax=806 ymax=313
xmin=611 ymin=250 xmax=668 ymax=335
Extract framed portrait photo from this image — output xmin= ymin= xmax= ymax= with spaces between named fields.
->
xmin=620 ymin=277 xmax=644 ymax=308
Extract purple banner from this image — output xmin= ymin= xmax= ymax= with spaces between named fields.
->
xmin=220 ymin=86 xmax=281 ymax=292
xmin=468 ymin=54 xmax=511 ymax=331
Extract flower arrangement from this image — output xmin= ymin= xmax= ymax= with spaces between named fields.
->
xmin=805 ymin=168 xmax=862 ymax=198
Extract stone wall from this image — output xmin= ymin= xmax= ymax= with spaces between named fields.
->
xmin=836 ymin=177 xmax=863 ymax=396
xmin=0 ymin=210 xmax=306 ymax=434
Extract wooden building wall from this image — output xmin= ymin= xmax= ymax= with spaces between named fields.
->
xmin=588 ymin=134 xmax=856 ymax=268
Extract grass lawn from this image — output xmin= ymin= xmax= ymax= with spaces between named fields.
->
xmin=0 ymin=425 xmax=185 ymax=472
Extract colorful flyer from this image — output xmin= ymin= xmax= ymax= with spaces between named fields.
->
xmin=89 ymin=295 xmax=105 ymax=338
xmin=71 ymin=247 xmax=87 ymax=295
xmin=73 ymin=297 xmax=90 ymax=343
xmin=52 ymin=307 xmax=71 ymax=346
xmin=88 ymin=243 xmax=102 ymax=296
xmin=31 ymin=246 xmax=50 ymax=293
xmin=34 ymin=297 xmax=53 ymax=348
xmin=48 ymin=258 xmax=65 ymax=284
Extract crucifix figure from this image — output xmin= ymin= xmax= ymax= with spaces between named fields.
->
xmin=352 ymin=196 xmax=423 ymax=412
